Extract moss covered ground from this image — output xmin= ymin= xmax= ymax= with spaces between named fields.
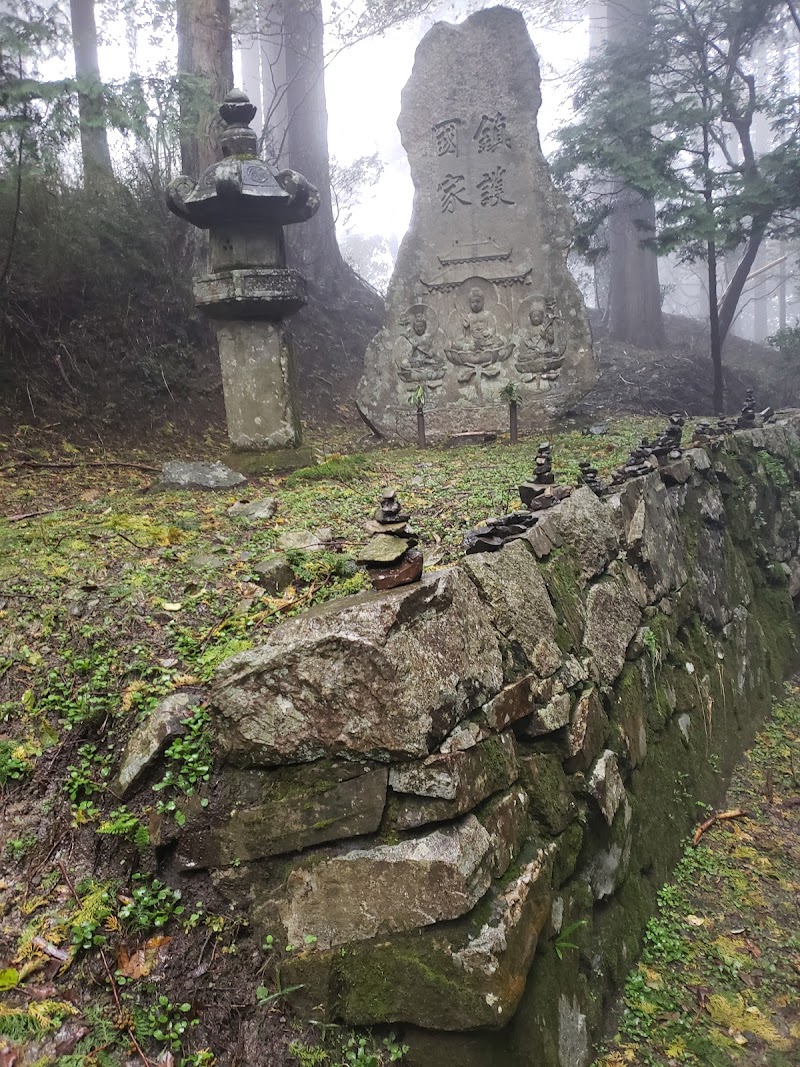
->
xmin=594 ymin=683 xmax=800 ymax=1067
xmin=0 ymin=417 xmax=661 ymax=1067
xmin=0 ymin=415 xmax=795 ymax=1067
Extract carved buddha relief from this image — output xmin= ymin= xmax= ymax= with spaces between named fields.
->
xmin=396 ymin=304 xmax=446 ymax=389
xmin=445 ymin=278 xmax=513 ymax=384
xmin=514 ymin=295 xmax=566 ymax=390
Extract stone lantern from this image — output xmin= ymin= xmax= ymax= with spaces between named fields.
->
xmin=166 ymin=89 xmax=320 ymax=452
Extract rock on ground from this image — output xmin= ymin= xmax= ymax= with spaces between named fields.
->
xmin=154 ymin=461 xmax=247 ymax=491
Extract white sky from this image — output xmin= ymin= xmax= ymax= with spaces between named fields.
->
xmin=82 ymin=2 xmax=587 ymax=248
xmin=322 ymin=10 xmax=588 ymax=243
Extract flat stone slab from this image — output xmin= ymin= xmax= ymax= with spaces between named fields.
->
xmin=616 ymin=473 xmax=688 ymax=601
xmin=546 ymin=488 xmax=618 ymax=580
xmin=444 ymin=432 xmax=498 ymax=447
xmin=479 ymin=673 xmax=560 ymax=732
xmin=516 ymin=691 xmax=572 ymax=739
xmin=357 ymin=534 xmax=410 ymax=564
xmin=587 ymin=749 xmax=626 ymax=825
xmin=280 ymin=815 xmax=496 ymax=950
xmin=566 ymin=686 xmax=609 ymax=773
xmin=154 ymin=461 xmax=247 ymax=491
xmin=390 ymin=732 xmax=518 ymax=829
xmin=463 ymin=539 xmax=561 ymax=677
xmin=227 ymin=497 xmax=279 ymax=519
xmin=293 ymin=841 xmax=556 ymax=1030
xmin=582 ymin=576 xmax=642 ymax=683
xmin=276 ymin=528 xmax=333 ymax=552
xmin=368 ymin=549 xmax=424 ymax=590
xmin=178 ymin=760 xmax=389 ymax=867
xmin=213 ymin=568 xmax=503 ymax=764
xmin=111 ymin=693 xmax=193 ymax=798
xmin=480 ymin=787 xmax=530 ymax=877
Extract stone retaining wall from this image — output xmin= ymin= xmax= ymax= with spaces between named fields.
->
xmin=186 ymin=418 xmax=800 ymax=1066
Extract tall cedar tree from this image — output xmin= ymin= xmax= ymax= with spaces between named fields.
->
xmin=69 ymin=0 xmax=112 ymax=182
xmin=556 ymin=0 xmax=800 ymax=410
xmin=603 ymin=0 xmax=666 ymax=349
xmin=176 ymin=0 xmax=233 ymax=175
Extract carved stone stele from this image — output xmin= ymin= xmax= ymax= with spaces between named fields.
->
xmin=357 ymin=7 xmax=596 ymax=439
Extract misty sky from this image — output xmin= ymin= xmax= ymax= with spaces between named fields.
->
xmin=322 ymin=9 xmax=588 ymax=244
xmin=81 ymin=2 xmax=587 ymax=249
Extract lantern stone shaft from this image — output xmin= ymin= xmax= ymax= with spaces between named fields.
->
xmin=166 ymin=89 xmax=320 ymax=451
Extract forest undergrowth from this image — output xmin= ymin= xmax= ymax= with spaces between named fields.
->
xmin=0 ymin=417 xmax=797 ymax=1067
xmin=594 ymin=683 xmax=800 ymax=1067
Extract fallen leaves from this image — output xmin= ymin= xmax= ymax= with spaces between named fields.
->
xmin=116 ymin=936 xmax=172 ymax=980
xmin=705 ymin=993 xmax=790 ymax=1049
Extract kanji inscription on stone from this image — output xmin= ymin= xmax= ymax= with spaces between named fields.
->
xmin=473 ymin=112 xmax=510 ymax=153
xmin=433 ymin=118 xmax=462 ymax=157
xmin=438 ymin=173 xmax=472 ymax=213
xmin=477 ymin=167 xmax=514 ymax=207
xmin=357 ymin=7 xmax=597 ymax=440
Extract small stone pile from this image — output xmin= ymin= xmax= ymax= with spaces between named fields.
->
xmin=578 ymin=460 xmax=604 ymax=496
xmin=691 ymin=418 xmax=732 ymax=446
xmin=691 ymin=393 xmax=775 ymax=446
xmin=738 ymin=389 xmax=757 ymax=429
xmin=690 ymin=420 xmax=717 ymax=446
xmin=610 ymin=439 xmax=656 ymax=486
xmin=736 ymin=389 xmax=775 ymax=429
xmin=463 ymin=510 xmax=537 ymax=555
xmin=464 ymin=442 xmax=578 ymax=555
xmin=357 ymin=489 xmax=423 ymax=590
xmin=650 ymin=413 xmax=684 ymax=462
xmin=519 ymin=443 xmax=569 ymax=511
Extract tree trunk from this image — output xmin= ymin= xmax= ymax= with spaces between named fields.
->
xmin=282 ymin=0 xmax=345 ymax=283
xmin=717 ymin=218 xmax=769 ymax=348
xmin=607 ymin=189 xmax=665 ymax=348
xmin=69 ymin=0 xmax=112 ymax=184
xmin=604 ymin=0 xmax=665 ymax=348
xmin=265 ymin=0 xmax=385 ymax=424
xmin=707 ymin=237 xmax=724 ymax=414
xmin=177 ymin=0 xmax=233 ymax=177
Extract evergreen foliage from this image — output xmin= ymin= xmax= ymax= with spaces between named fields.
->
xmin=555 ymin=0 xmax=800 ymax=353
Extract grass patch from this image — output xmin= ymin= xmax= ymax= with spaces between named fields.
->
xmin=595 ymin=683 xmax=800 ymax=1066
xmin=284 ymin=453 xmax=371 ymax=487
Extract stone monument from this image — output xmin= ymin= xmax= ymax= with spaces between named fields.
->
xmin=357 ymin=7 xmax=597 ymax=439
xmin=166 ymin=90 xmax=320 ymax=452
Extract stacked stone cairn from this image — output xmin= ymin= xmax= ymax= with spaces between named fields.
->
xmin=650 ymin=412 xmax=684 ymax=462
xmin=690 ymin=420 xmax=717 ymax=447
xmin=609 ymin=414 xmax=688 ymax=489
xmin=463 ymin=510 xmax=537 ymax=555
xmin=737 ymin=388 xmax=775 ymax=429
xmin=738 ymin=389 xmax=757 ymax=429
xmin=357 ymin=489 xmax=423 ymax=590
xmin=519 ymin=443 xmax=571 ymax=510
xmin=692 ymin=417 xmax=732 ymax=445
xmin=578 ymin=460 xmax=604 ymax=496
xmin=610 ymin=438 xmax=657 ymax=486
xmin=691 ymin=392 xmax=775 ymax=447
xmin=464 ymin=442 xmax=573 ymax=555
